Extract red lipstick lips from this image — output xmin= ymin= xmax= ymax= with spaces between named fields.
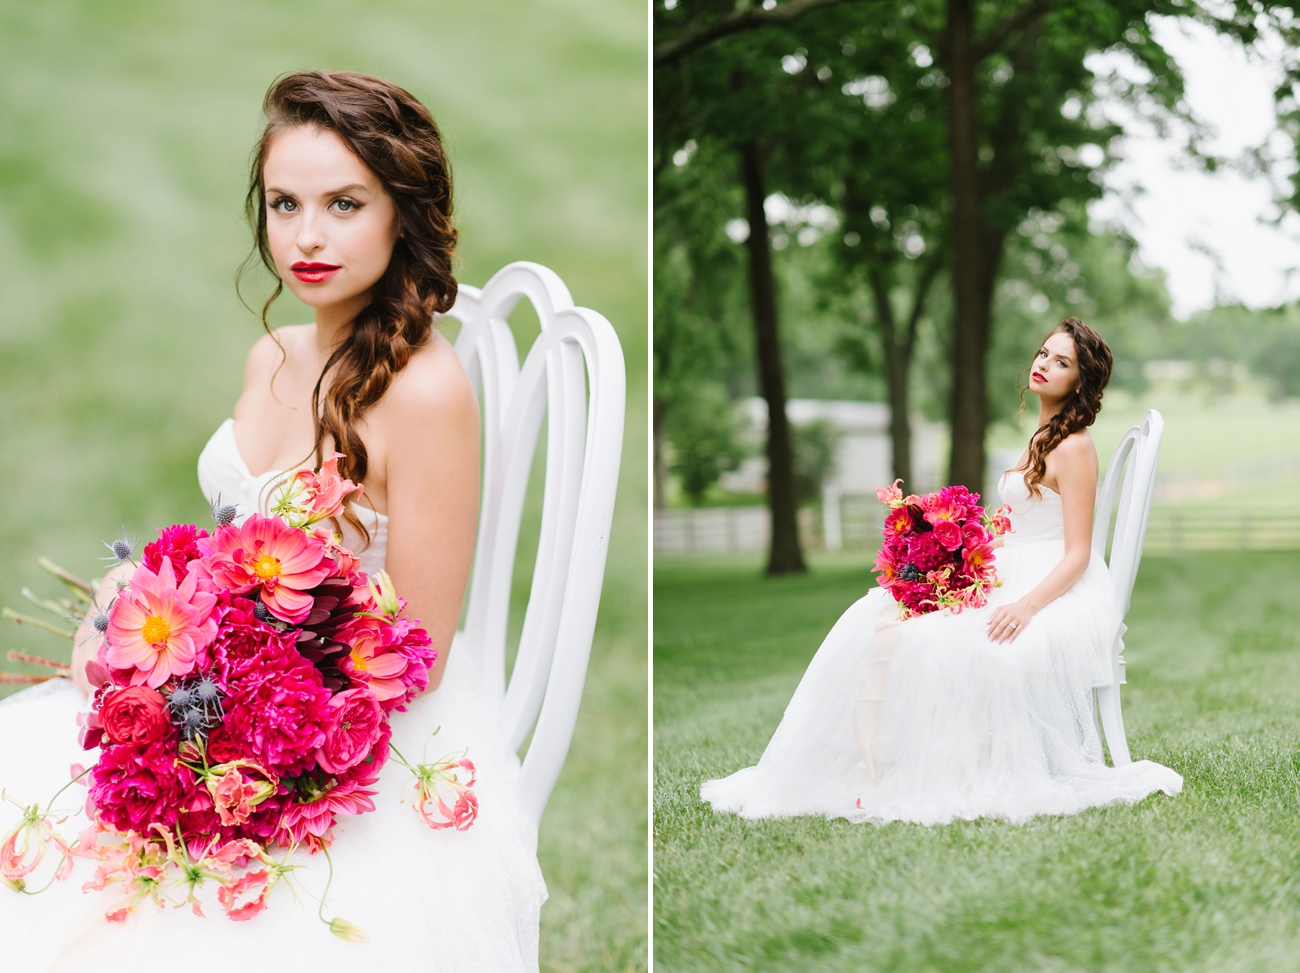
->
xmin=1031 ymin=370 xmax=1047 ymax=384
xmin=290 ymin=262 xmax=341 ymax=283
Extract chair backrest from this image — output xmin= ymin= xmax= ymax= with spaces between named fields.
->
xmin=1092 ymin=409 xmax=1163 ymax=624
xmin=437 ymin=261 xmax=625 ymax=826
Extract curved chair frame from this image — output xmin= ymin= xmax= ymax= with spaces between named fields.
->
xmin=1090 ymin=408 xmax=1164 ymax=766
xmin=438 ymin=261 xmax=625 ymax=826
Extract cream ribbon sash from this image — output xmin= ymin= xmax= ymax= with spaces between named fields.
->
xmin=849 ymin=598 xmax=905 ymax=788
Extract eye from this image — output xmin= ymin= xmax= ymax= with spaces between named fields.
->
xmin=269 ymin=196 xmax=297 ymax=213
xmin=333 ymin=198 xmax=362 ymax=212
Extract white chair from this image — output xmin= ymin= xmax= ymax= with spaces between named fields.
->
xmin=1090 ymin=409 xmax=1164 ymax=766
xmin=438 ymin=261 xmax=625 ymax=827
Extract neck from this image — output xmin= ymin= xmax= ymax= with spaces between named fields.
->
xmin=1036 ymin=394 xmax=1066 ymax=429
xmin=313 ymin=292 xmax=371 ymax=361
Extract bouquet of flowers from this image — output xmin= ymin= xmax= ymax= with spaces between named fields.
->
xmin=872 ymin=479 xmax=1013 ymax=619
xmin=1 ymin=456 xmax=478 ymax=935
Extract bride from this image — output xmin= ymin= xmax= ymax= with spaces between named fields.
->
xmin=0 ymin=71 xmax=545 ymax=970
xmin=702 ymin=318 xmax=1182 ymax=826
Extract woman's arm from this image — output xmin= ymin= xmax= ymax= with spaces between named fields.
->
xmin=71 ymin=562 xmax=133 ymax=696
xmin=379 ymin=349 xmax=480 ymax=692
xmin=986 ymin=433 xmax=1098 ymax=643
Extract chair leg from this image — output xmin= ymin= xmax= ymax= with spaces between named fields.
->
xmin=1096 ymin=683 xmax=1131 ymax=767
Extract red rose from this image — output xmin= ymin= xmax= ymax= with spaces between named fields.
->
xmin=99 ymin=686 xmax=172 ymax=746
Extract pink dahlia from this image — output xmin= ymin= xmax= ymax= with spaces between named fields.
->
xmin=339 ymin=612 xmax=436 ymax=712
xmin=221 ymin=648 xmax=332 ymax=776
xmin=88 ymin=739 xmax=199 ymax=835
xmin=316 ymin=688 xmax=384 ymax=775
xmin=276 ymin=761 xmax=382 ymax=847
xmin=103 ymin=557 xmax=218 ymax=689
xmin=883 ymin=506 xmax=914 ymax=539
xmin=873 ymin=545 xmax=902 ymax=589
xmin=142 ymin=524 xmax=209 ymax=582
xmin=963 ymin=543 xmax=996 ymax=578
xmin=198 ymin=515 xmax=332 ymax=624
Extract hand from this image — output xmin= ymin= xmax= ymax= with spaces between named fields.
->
xmin=986 ymin=599 xmax=1036 ymax=644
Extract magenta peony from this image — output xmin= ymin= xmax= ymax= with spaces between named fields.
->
xmin=207 ymin=597 xmax=298 ymax=689
xmin=142 ymin=524 xmax=209 ymax=581
xmin=220 ymin=645 xmax=333 ymax=776
xmin=89 ymin=740 xmax=199 ymax=835
xmin=197 ymin=515 xmax=333 ymax=624
xmin=103 ymin=557 xmax=218 ymax=689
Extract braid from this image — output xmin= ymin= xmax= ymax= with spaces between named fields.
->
xmin=239 ymin=71 xmax=458 ymax=544
xmin=1016 ymin=318 xmax=1113 ymax=499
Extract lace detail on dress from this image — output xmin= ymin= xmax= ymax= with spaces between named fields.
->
xmin=197 ymin=419 xmax=388 ymax=577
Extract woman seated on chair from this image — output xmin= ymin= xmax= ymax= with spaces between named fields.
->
xmin=701 ymin=317 xmax=1183 ymax=826
xmin=0 ymin=70 xmax=547 ymax=972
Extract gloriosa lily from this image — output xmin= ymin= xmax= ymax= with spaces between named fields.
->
xmin=390 ymin=736 xmax=479 ymax=832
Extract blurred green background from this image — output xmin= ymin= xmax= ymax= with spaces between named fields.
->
xmin=0 ymin=2 xmax=646 ymax=970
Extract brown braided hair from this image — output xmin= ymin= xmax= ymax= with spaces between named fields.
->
xmin=239 ymin=71 xmax=458 ymax=541
xmin=1014 ymin=318 xmax=1113 ymax=499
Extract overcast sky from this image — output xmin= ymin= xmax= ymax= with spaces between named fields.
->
xmin=1089 ymin=16 xmax=1300 ymax=319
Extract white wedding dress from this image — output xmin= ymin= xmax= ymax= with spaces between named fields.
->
xmin=0 ymin=418 xmax=546 ymax=971
xmin=702 ymin=470 xmax=1182 ymax=825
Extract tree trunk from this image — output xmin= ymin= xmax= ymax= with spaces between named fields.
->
xmin=867 ymin=270 xmax=912 ymax=488
xmin=652 ymin=395 xmax=668 ymax=510
xmin=944 ymin=0 xmax=988 ymax=494
xmin=739 ymin=141 xmax=805 ymax=574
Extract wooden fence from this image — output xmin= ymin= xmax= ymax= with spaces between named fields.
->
xmin=654 ymin=501 xmax=1300 ymax=556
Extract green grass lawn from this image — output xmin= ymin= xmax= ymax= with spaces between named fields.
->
xmin=0 ymin=3 xmax=645 ymax=970
xmin=654 ymin=552 xmax=1300 ymax=972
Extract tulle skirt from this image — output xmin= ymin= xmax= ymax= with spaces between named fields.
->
xmin=0 ymin=648 xmax=547 ymax=972
xmin=701 ymin=539 xmax=1183 ymax=826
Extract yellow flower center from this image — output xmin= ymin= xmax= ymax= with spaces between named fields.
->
xmin=349 ymin=649 xmax=368 ymax=672
xmin=253 ymin=554 xmax=282 ymax=581
xmin=141 ymin=615 xmax=171 ymax=646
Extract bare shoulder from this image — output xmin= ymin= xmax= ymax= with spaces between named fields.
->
xmin=380 ymin=334 xmax=479 ymax=434
xmin=242 ymin=325 xmax=310 ymax=386
xmin=1052 ymin=429 xmax=1099 ymax=473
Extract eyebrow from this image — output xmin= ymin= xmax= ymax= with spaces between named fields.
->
xmin=264 ymin=183 xmax=371 ymax=197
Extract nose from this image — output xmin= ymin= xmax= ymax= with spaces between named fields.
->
xmin=295 ymin=207 xmax=326 ymax=255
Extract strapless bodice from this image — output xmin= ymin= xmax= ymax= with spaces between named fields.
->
xmin=997 ymin=469 xmax=1064 ymax=544
xmin=196 ymin=419 xmax=387 ymax=576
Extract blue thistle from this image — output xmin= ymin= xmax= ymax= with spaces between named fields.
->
xmin=167 ymin=674 xmax=224 ymax=739
xmin=76 ymin=595 xmax=116 ymax=646
xmin=177 ymin=707 xmax=208 ymax=741
xmin=209 ymin=495 xmax=239 ymax=528
xmin=99 ymin=529 xmax=137 ymax=565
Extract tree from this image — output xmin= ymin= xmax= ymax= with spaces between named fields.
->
xmin=656 ymin=0 xmax=1250 ymax=492
xmin=656 ymin=20 xmax=838 ymax=573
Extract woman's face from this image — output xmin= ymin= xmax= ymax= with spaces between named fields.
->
xmin=1029 ymin=330 xmax=1080 ymax=402
xmin=262 ymin=124 xmax=399 ymax=317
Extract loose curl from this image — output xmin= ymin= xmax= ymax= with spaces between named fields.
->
xmin=238 ymin=70 xmax=458 ymax=542
xmin=1014 ymin=318 xmax=1113 ymax=499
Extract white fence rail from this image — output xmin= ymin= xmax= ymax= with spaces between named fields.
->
xmin=655 ymin=502 xmax=1300 ymax=556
